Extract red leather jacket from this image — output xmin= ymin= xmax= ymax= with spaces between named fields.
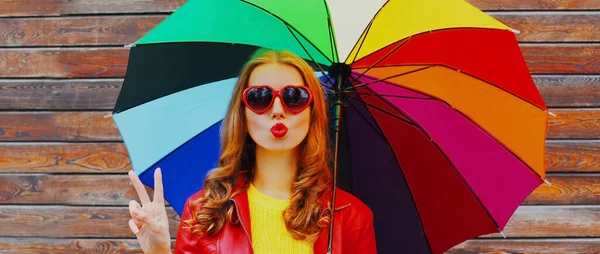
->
xmin=174 ymin=176 xmax=377 ymax=254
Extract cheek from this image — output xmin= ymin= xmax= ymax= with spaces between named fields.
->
xmin=245 ymin=108 xmax=263 ymax=132
xmin=291 ymin=110 xmax=311 ymax=135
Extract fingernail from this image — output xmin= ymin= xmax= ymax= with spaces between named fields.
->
xmin=132 ymin=226 xmax=139 ymax=234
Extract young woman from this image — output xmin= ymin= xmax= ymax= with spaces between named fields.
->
xmin=127 ymin=49 xmax=377 ymax=254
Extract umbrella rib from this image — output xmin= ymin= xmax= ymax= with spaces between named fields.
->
xmin=341 ymin=65 xmax=432 ymax=105
xmin=239 ymin=0 xmax=334 ymax=64
xmin=284 ymin=24 xmax=334 ymax=90
xmin=323 ymin=0 xmax=338 ymax=63
xmin=347 ymin=20 xmax=373 ymax=66
xmin=349 ymin=37 xmax=412 ymax=85
xmin=347 ymin=91 xmax=433 ymax=100
xmin=361 ymin=102 xmax=415 ymax=127
xmin=347 ymin=102 xmax=398 ymax=142
xmin=350 ymin=65 xmax=433 ymax=90
xmin=328 ymin=18 xmax=337 ymax=63
xmin=363 ymin=85 xmax=510 ymax=232
xmin=344 ymin=0 xmax=390 ymax=64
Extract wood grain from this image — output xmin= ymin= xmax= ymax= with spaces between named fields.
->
xmin=546 ymin=109 xmax=600 ymax=139
xmin=0 ymin=205 xmax=596 ymax=238
xmin=469 ymin=0 xmax=600 ymax=10
xmin=0 ymin=174 xmax=596 ymax=205
xmin=0 ymin=174 xmax=149 ymax=205
xmin=535 ymin=75 xmax=600 ymax=107
xmin=1 ymin=14 xmax=598 ymax=47
xmin=0 ymin=79 xmax=122 ymax=110
xmin=449 ymin=238 xmax=600 ymax=253
xmin=524 ymin=175 xmax=600 ymax=205
xmin=483 ymin=206 xmax=600 ymax=238
xmin=545 ymin=140 xmax=600 ymax=173
xmin=0 ymin=48 xmax=128 ymax=78
xmin=0 ymin=206 xmax=180 ymax=238
xmin=0 ymin=238 xmax=156 ymax=254
xmin=0 ymin=112 xmax=119 ymax=141
xmin=0 ymin=16 xmax=163 ymax=47
xmin=492 ymin=13 xmax=600 ymax=42
xmin=521 ymin=44 xmax=600 ymax=75
xmin=0 ymin=0 xmax=186 ymax=17
xmin=0 ymin=75 xmax=597 ymax=110
xmin=1 ymin=0 xmax=599 ymax=17
xmin=0 ymin=143 xmax=131 ymax=173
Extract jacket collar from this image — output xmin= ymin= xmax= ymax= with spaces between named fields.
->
xmin=230 ymin=171 xmax=253 ymax=241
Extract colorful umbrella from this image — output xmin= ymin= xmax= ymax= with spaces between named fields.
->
xmin=112 ymin=0 xmax=550 ymax=253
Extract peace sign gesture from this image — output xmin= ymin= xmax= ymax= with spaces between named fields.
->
xmin=128 ymin=168 xmax=172 ymax=254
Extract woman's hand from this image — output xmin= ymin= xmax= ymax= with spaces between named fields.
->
xmin=128 ymin=168 xmax=172 ymax=254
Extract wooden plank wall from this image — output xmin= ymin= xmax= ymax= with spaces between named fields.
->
xmin=0 ymin=0 xmax=599 ymax=253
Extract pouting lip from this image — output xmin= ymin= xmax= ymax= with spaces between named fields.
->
xmin=270 ymin=122 xmax=288 ymax=138
xmin=271 ymin=122 xmax=287 ymax=130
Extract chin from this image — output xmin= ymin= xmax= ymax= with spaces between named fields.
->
xmin=254 ymin=132 xmax=305 ymax=152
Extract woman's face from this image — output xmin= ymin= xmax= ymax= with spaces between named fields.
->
xmin=245 ymin=63 xmax=311 ymax=151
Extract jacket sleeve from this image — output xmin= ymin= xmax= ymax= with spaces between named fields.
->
xmin=357 ymin=209 xmax=377 ymax=254
xmin=173 ymin=196 xmax=202 ymax=254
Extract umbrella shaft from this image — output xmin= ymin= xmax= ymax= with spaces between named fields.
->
xmin=327 ymin=71 xmax=344 ymax=254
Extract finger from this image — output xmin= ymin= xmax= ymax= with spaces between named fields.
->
xmin=129 ymin=170 xmax=151 ymax=205
xmin=129 ymin=218 xmax=140 ymax=234
xmin=128 ymin=200 xmax=144 ymax=228
xmin=132 ymin=206 xmax=150 ymax=224
xmin=153 ymin=168 xmax=165 ymax=205
xmin=129 ymin=200 xmax=146 ymax=222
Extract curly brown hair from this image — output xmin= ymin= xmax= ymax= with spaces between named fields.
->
xmin=184 ymin=49 xmax=333 ymax=243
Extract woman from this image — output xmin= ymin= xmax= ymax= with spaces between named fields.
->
xmin=127 ymin=49 xmax=377 ymax=254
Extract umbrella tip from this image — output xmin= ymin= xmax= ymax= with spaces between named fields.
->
xmin=510 ymin=28 xmax=521 ymax=35
xmin=125 ymin=44 xmax=135 ymax=48
xmin=548 ymin=111 xmax=556 ymax=117
xmin=500 ymin=230 xmax=507 ymax=238
xmin=544 ymin=179 xmax=552 ymax=186
xmin=104 ymin=113 xmax=113 ymax=119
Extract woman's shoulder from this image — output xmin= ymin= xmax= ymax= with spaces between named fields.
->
xmin=182 ymin=189 xmax=206 ymax=214
xmin=187 ymin=189 xmax=205 ymax=202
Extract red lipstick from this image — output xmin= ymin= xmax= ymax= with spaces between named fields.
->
xmin=270 ymin=123 xmax=288 ymax=138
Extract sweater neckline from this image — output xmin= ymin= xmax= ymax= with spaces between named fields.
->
xmin=248 ymin=183 xmax=290 ymax=210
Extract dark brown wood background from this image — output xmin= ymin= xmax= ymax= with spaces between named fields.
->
xmin=0 ymin=0 xmax=598 ymax=253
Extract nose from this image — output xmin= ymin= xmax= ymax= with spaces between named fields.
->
xmin=270 ymin=97 xmax=286 ymax=120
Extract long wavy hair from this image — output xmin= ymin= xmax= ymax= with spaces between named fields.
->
xmin=185 ymin=49 xmax=333 ymax=242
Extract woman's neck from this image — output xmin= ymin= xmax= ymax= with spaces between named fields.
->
xmin=251 ymin=145 xmax=299 ymax=200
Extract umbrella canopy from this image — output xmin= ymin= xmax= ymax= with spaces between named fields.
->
xmin=112 ymin=0 xmax=550 ymax=253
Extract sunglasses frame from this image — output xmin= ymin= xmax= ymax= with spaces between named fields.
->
xmin=242 ymin=85 xmax=314 ymax=114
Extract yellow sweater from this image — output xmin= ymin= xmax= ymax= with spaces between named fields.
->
xmin=247 ymin=184 xmax=313 ymax=254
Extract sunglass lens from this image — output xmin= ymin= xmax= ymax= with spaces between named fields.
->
xmin=282 ymin=87 xmax=310 ymax=112
xmin=246 ymin=87 xmax=273 ymax=112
